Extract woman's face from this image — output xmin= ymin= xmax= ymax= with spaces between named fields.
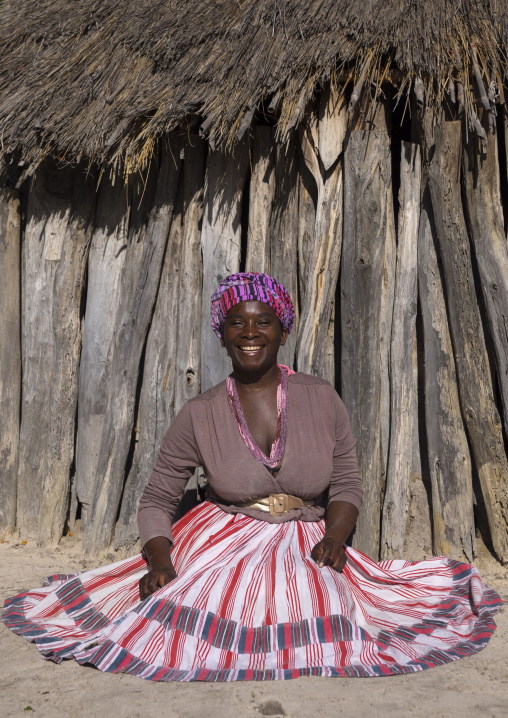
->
xmin=221 ymin=300 xmax=288 ymax=374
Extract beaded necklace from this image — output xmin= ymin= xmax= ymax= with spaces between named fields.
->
xmin=226 ymin=364 xmax=295 ymax=469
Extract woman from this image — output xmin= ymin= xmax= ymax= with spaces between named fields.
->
xmin=2 ymin=272 xmax=502 ymax=681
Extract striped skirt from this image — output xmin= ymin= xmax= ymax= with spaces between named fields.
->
xmin=2 ymin=502 xmax=502 ymax=681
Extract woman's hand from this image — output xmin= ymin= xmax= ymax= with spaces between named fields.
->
xmin=311 ymin=537 xmax=347 ymax=572
xmin=139 ymin=536 xmax=177 ymax=600
xmin=311 ymin=500 xmax=359 ymax=573
xmin=139 ymin=563 xmax=177 ymax=600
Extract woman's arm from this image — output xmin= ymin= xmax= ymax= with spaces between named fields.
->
xmin=139 ymin=536 xmax=177 ymax=600
xmin=310 ymin=500 xmax=359 ymax=572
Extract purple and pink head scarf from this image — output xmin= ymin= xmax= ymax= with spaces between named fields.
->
xmin=210 ymin=272 xmax=295 ymax=338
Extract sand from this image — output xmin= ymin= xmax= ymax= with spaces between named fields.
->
xmin=1 ymin=534 xmax=507 ymax=718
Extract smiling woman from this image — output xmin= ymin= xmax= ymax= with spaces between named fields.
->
xmin=2 ymin=272 xmax=502 ymax=682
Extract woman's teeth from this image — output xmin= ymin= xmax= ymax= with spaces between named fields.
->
xmin=239 ymin=346 xmax=263 ymax=352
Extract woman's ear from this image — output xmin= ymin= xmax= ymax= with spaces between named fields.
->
xmin=220 ymin=336 xmax=225 ymax=348
xmin=280 ymin=328 xmax=289 ymax=346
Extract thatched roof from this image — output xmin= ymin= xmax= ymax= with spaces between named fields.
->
xmin=0 ymin=0 xmax=507 ymax=173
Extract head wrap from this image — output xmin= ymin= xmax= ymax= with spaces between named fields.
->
xmin=211 ymin=272 xmax=295 ymax=338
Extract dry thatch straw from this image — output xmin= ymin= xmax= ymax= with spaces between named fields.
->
xmin=0 ymin=0 xmax=507 ymax=174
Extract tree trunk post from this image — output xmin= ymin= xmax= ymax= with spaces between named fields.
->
xmin=0 ymin=187 xmax=21 ymax=535
xmin=246 ymin=126 xmax=274 ymax=274
xmin=381 ymin=142 xmax=421 ymax=558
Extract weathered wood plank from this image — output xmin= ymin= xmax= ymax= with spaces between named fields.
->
xmin=379 ymin=179 xmax=396 ymax=501
xmin=418 ymin=185 xmax=475 ymax=561
xmin=297 ymin=162 xmax=316 ymax=303
xmin=318 ymin=85 xmax=348 ymax=171
xmin=174 ymin=136 xmax=206 ymax=414
xmin=75 ymin=171 xmax=130 ymax=535
xmin=462 ymin=130 xmax=508 ymax=438
xmin=84 ymin=146 xmax=181 ymax=554
xmin=340 ymin=129 xmax=392 ymax=560
xmin=115 ymin=148 xmax=184 ymax=550
xmin=246 ymin=126 xmax=274 ymax=274
xmin=381 ymin=142 xmax=421 ymax=558
xmin=428 ymin=121 xmax=508 ymax=563
xmin=17 ymin=161 xmax=96 ymax=543
xmin=270 ymin=138 xmax=299 ymax=367
xmin=0 ymin=187 xmax=21 ymax=535
xmin=201 ymin=139 xmax=250 ymax=391
xmin=296 ymin=109 xmax=345 ymax=381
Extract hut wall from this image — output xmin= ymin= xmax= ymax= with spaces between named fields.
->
xmin=2 ymin=88 xmax=508 ymax=562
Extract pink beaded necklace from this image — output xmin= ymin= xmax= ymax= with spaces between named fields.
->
xmin=227 ymin=364 xmax=295 ymax=469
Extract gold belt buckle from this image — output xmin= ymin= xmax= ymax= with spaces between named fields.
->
xmin=269 ymin=493 xmax=288 ymax=516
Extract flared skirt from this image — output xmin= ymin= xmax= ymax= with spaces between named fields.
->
xmin=1 ymin=502 xmax=502 ymax=681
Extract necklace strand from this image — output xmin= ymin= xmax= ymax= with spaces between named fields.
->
xmin=227 ymin=364 xmax=294 ymax=469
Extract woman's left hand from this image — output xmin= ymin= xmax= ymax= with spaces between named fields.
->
xmin=311 ymin=537 xmax=347 ymax=572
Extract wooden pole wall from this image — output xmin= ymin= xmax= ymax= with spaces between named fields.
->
xmin=2 ymin=83 xmax=508 ymax=562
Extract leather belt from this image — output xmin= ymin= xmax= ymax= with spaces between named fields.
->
xmin=239 ymin=493 xmax=314 ymax=517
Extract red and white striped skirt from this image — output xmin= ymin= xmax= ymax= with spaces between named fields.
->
xmin=2 ymin=502 xmax=502 ymax=681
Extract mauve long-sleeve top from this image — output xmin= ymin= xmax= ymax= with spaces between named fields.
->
xmin=138 ymin=372 xmax=362 ymax=548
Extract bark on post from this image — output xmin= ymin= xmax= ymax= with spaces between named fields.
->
xmin=296 ymin=98 xmax=346 ymax=381
xmin=75 ymin=172 xmax=130 ymax=535
xmin=17 ymin=161 xmax=96 ymax=542
xmin=381 ymin=142 xmax=421 ymax=558
xmin=201 ymin=139 xmax=250 ymax=392
xmin=340 ymin=129 xmax=392 ymax=560
xmin=246 ymin=126 xmax=274 ymax=274
xmin=428 ymin=120 xmax=508 ymax=563
xmin=85 ymin=145 xmax=181 ymax=554
xmin=462 ymin=131 xmax=508 ymax=438
xmin=0 ymin=187 xmax=21 ymax=535
xmin=115 ymin=150 xmax=184 ymax=550
xmin=418 ymin=186 xmax=475 ymax=561
xmin=270 ymin=138 xmax=299 ymax=368
xmin=174 ymin=137 xmax=206 ymax=414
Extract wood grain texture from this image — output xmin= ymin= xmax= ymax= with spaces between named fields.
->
xmin=296 ymin=111 xmax=345 ymax=382
xmin=418 ymin=184 xmax=475 ymax=561
xmin=201 ymin=139 xmax=250 ymax=391
xmin=246 ymin=126 xmax=274 ymax=274
xmin=84 ymin=148 xmax=180 ymax=554
xmin=75 ymin=171 xmax=130 ymax=535
xmin=428 ymin=120 xmax=508 ymax=564
xmin=115 ymin=143 xmax=183 ymax=550
xmin=17 ymin=161 xmax=96 ymax=543
xmin=381 ymin=142 xmax=421 ymax=559
xmin=318 ymin=85 xmax=348 ymax=171
xmin=462 ymin=131 xmax=508 ymax=438
xmin=0 ymin=188 xmax=21 ymax=535
xmin=340 ymin=129 xmax=392 ymax=560
xmin=270 ymin=138 xmax=299 ymax=368
xmin=174 ymin=136 xmax=206 ymax=414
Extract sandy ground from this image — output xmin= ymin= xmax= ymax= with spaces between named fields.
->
xmin=1 ymin=534 xmax=507 ymax=718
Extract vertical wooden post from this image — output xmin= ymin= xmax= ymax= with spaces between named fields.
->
xmin=115 ymin=145 xmax=183 ymax=550
xmin=75 ymin=171 xmax=130 ymax=536
xmin=270 ymin=137 xmax=299 ymax=367
xmin=462 ymin=130 xmax=508 ymax=438
xmin=381 ymin=142 xmax=421 ymax=558
xmin=17 ymin=161 xmax=96 ymax=542
xmin=0 ymin=187 xmax=21 ymax=535
xmin=341 ymin=129 xmax=392 ymax=560
xmin=85 ymin=146 xmax=181 ymax=554
xmin=418 ymin=185 xmax=475 ymax=561
xmin=200 ymin=139 xmax=250 ymax=392
xmin=246 ymin=126 xmax=274 ymax=274
xmin=296 ymin=95 xmax=347 ymax=381
xmin=428 ymin=121 xmax=508 ymax=563
xmin=174 ymin=136 xmax=206 ymax=414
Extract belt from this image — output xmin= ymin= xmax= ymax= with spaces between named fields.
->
xmin=238 ymin=493 xmax=314 ymax=517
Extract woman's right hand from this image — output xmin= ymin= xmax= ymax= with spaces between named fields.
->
xmin=139 ymin=563 xmax=177 ymax=600
xmin=139 ymin=536 xmax=177 ymax=600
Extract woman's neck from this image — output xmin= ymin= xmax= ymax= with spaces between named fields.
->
xmin=232 ymin=362 xmax=279 ymax=392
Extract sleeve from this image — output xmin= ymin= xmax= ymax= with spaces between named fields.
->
xmin=327 ymin=390 xmax=363 ymax=510
xmin=137 ymin=401 xmax=202 ymax=548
